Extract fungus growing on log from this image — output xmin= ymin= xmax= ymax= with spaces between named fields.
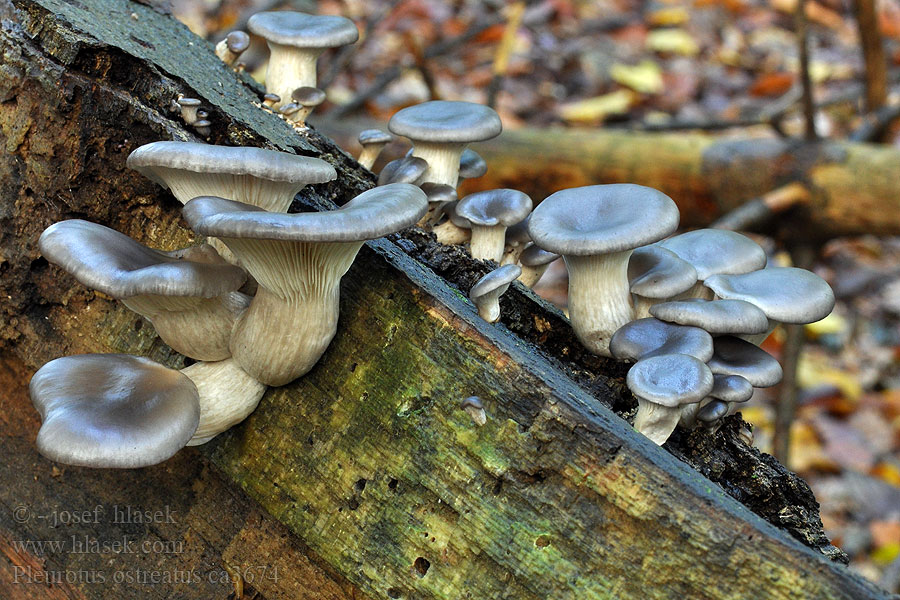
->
xmin=456 ymin=188 xmax=532 ymax=263
xmin=248 ymin=11 xmax=359 ymax=109
xmin=529 ymin=184 xmax=679 ymax=356
xmin=183 ymin=184 xmax=428 ymax=385
xmin=30 ymin=354 xmax=200 ymax=468
xmin=39 ymin=220 xmax=248 ymax=361
xmin=470 ymin=264 xmax=522 ymax=323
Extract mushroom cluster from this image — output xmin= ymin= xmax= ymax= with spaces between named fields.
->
xmin=28 ymin=7 xmax=838 ymax=467
xmin=598 ymin=227 xmax=834 ymax=444
xmin=32 ymin=136 xmax=426 ymax=467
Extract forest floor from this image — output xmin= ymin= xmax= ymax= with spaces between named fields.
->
xmin=165 ymin=0 xmax=900 ymax=590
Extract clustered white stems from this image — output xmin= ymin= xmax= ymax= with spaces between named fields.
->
xmin=565 ymin=251 xmax=636 ymax=357
xmin=223 ymin=238 xmax=363 ymax=386
xmin=263 ymin=45 xmax=321 ymax=109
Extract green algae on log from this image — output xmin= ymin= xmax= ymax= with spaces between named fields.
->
xmin=0 ymin=0 xmax=892 ymax=598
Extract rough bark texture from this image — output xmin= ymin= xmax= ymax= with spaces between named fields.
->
xmin=322 ymin=118 xmax=900 ymax=241
xmin=0 ymin=1 xmax=892 ymax=598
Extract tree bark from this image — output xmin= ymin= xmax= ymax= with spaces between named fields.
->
xmin=0 ymin=1 xmax=891 ymax=598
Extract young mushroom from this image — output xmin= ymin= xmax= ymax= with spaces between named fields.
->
xmin=248 ymin=11 xmax=359 ymax=109
xmin=658 ymin=229 xmax=767 ymax=299
xmin=457 ymin=148 xmax=488 ymax=186
xmin=39 ymin=220 xmax=248 ymax=361
xmin=215 ymin=31 xmax=251 ymax=66
xmin=388 ymin=100 xmax=502 ymax=192
xmin=517 ymin=244 xmax=559 ymax=287
xmin=377 ymin=156 xmax=428 ymax=186
xmin=357 ymin=129 xmax=393 ymax=170
xmin=456 ymin=189 xmax=532 ymax=262
xmin=703 ymin=266 xmax=836 ymax=344
xmin=176 ymin=96 xmax=201 ymax=126
xmin=127 ymin=141 xmax=336 ymax=213
xmin=282 ymin=86 xmax=326 ymax=128
xmin=609 ymin=317 xmax=714 ymax=362
xmin=679 ymin=373 xmax=753 ymax=428
xmin=263 ymin=93 xmax=281 ymax=109
xmin=528 ymin=184 xmax=680 ymax=357
xmin=627 ymin=354 xmax=714 ymax=445
xmin=30 ymin=354 xmax=200 ymax=468
xmin=649 ymin=298 xmax=770 ymax=337
xmin=431 ymin=201 xmax=471 ymax=245
xmin=627 ymin=246 xmax=698 ymax=318
xmin=469 ymin=264 xmax=521 ymax=323
xmin=182 ymin=184 xmax=428 ymax=386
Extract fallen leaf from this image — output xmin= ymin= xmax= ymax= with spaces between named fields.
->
xmin=610 ymin=60 xmax=664 ymax=94
xmin=749 ymin=72 xmax=795 ymax=97
xmin=646 ymin=29 xmax=700 ymax=56
xmin=871 ymin=462 xmax=900 ymax=486
xmin=647 ymin=6 xmax=690 ymax=26
xmin=797 ymin=354 xmax=863 ymax=401
xmin=558 ymin=90 xmax=636 ymax=123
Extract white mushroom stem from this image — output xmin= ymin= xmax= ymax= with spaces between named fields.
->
xmin=358 ymin=143 xmax=389 ymax=170
xmin=286 ymin=105 xmax=317 ymax=128
xmin=564 ymin=251 xmax=636 ymax=357
xmin=179 ymin=105 xmax=200 ymax=126
xmin=122 ymin=292 xmax=250 ymax=361
xmin=224 ymin=238 xmax=363 ymax=386
xmin=518 ymin=263 xmax=550 ymax=288
xmin=634 ymin=399 xmax=684 ymax=445
xmin=149 ymin=167 xmax=308 ymax=212
xmin=501 ymin=244 xmax=526 ymax=266
xmin=410 ymin=141 xmax=466 ymax=188
xmin=468 ymin=225 xmax=507 ymax=263
xmin=473 ymin=289 xmax=506 ymax=323
xmin=264 ymin=44 xmax=321 ymax=109
xmin=433 ymin=220 xmax=470 ymax=245
xmin=182 ymin=358 xmax=267 ymax=445
xmin=215 ymin=40 xmax=241 ymax=65
xmin=684 ymin=281 xmax=715 ymax=300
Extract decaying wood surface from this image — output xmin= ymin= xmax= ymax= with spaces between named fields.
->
xmin=0 ymin=0 xmax=892 ymax=598
xmin=322 ymin=118 xmax=900 ymax=240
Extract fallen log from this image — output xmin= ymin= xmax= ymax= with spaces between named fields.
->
xmin=0 ymin=0 xmax=891 ymax=598
xmin=321 ymin=119 xmax=900 ymax=240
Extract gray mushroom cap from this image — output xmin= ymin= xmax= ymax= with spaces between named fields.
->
xmin=528 ymin=184 xmax=679 ymax=255
xmin=610 ymin=318 xmax=714 ymax=362
xmin=658 ymin=229 xmax=767 ymax=280
xmin=628 ymin=246 xmax=698 ymax=298
xmin=456 ymin=189 xmax=532 ymax=227
xmin=291 ymin=86 xmax=327 ymax=106
xmin=420 ymin=182 xmax=458 ymax=205
xmin=389 ymin=100 xmax=502 ymax=143
xmin=225 ymin=30 xmax=250 ymax=53
xmin=704 ymin=267 xmax=835 ymax=324
xmin=127 ymin=141 xmax=336 ymax=188
xmin=709 ymin=373 xmax=754 ymax=403
xmin=458 ymin=149 xmax=488 ymax=179
xmin=708 ymin=336 xmax=783 ymax=387
xmin=247 ymin=11 xmax=359 ymax=48
xmin=627 ymin=354 xmax=714 ymax=408
xmin=358 ymin=129 xmax=393 ymax=145
xmin=38 ymin=220 xmax=246 ymax=299
xmin=470 ymin=264 xmax=522 ymax=298
xmin=505 ymin=216 xmax=532 ymax=245
xmin=519 ymin=244 xmax=559 ymax=267
xmin=650 ymin=298 xmax=770 ymax=335
xmin=697 ymin=400 xmax=729 ymax=423
xmin=183 ymin=183 xmax=427 ymax=242
xmin=30 ymin=354 xmax=200 ymax=468
xmin=177 ymin=97 xmax=201 ymax=107
xmin=378 ymin=156 xmax=428 ymax=185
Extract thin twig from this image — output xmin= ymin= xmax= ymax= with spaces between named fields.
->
xmin=711 ymin=182 xmax=811 ymax=232
xmin=773 ymin=244 xmax=818 ymax=464
xmin=795 ymin=0 xmax=818 ymax=140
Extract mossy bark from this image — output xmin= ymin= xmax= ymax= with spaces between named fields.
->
xmin=0 ymin=1 xmax=891 ymax=599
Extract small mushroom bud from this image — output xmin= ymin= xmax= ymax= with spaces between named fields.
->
xmin=215 ymin=31 xmax=250 ymax=66
xmin=283 ymin=87 xmax=326 ymax=128
xmin=177 ymin=96 xmax=202 ymax=126
xmin=470 ymin=264 xmax=521 ymax=323
xmin=456 ymin=189 xmax=532 ymax=261
xmin=377 ymin=156 xmax=428 ymax=186
xmin=193 ymin=119 xmax=211 ymax=138
xmin=357 ymin=129 xmax=393 ymax=170
xmin=518 ymin=244 xmax=559 ymax=287
xmin=432 ymin=202 xmax=471 ymax=245
xmin=263 ymin=93 xmax=281 ymax=108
